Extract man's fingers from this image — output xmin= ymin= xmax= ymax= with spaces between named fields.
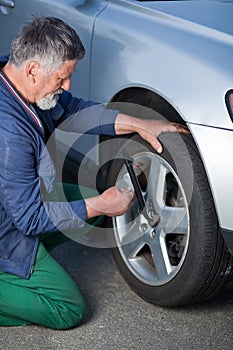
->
xmin=117 ymin=186 xmax=132 ymax=193
xmin=152 ymin=122 xmax=189 ymax=152
xmin=148 ymin=137 xmax=163 ymax=154
xmin=169 ymin=122 xmax=190 ymax=134
xmin=117 ymin=187 xmax=136 ymax=204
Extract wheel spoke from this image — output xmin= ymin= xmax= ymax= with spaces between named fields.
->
xmin=121 ymin=234 xmax=147 ymax=260
xmin=114 ymin=207 xmax=140 ymax=243
xmin=147 ymin=158 xmax=167 ymax=211
xmin=161 ymin=206 xmax=189 ymax=234
xmin=149 ymin=234 xmax=172 ymax=278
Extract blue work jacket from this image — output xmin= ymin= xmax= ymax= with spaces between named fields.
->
xmin=0 ymin=56 xmax=118 ymax=279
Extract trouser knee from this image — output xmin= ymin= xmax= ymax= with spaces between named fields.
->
xmin=48 ymin=298 xmax=86 ymax=330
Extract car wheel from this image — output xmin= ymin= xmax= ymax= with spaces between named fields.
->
xmin=106 ymin=133 xmax=233 ymax=307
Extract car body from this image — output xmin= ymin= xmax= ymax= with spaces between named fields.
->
xmin=1 ymin=0 xmax=233 ymax=306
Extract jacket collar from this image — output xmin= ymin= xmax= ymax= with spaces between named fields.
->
xmin=0 ymin=55 xmax=64 ymax=129
xmin=0 ymin=58 xmax=43 ymax=128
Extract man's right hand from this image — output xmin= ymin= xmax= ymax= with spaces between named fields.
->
xmin=85 ymin=186 xmax=135 ymax=219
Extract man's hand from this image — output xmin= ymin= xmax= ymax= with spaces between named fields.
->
xmin=85 ymin=186 xmax=135 ymax=219
xmin=115 ymin=114 xmax=190 ymax=153
xmin=135 ymin=119 xmax=190 ymax=153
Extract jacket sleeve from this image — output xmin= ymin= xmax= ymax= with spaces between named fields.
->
xmin=55 ymin=91 xmax=119 ymax=135
xmin=0 ymin=126 xmax=87 ymax=237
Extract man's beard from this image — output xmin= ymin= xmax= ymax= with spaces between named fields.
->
xmin=36 ymin=89 xmax=63 ymax=110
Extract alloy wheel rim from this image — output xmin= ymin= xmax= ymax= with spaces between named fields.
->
xmin=113 ymin=151 xmax=190 ymax=286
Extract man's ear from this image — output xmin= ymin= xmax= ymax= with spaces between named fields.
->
xmin=25 ymin=61 xmax=40 ymax=83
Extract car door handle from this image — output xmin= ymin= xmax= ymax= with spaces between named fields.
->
xmin=0 ymin=0 xmax=14 ymax=7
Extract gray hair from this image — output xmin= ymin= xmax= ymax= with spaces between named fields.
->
xmin=9 ymin=16 xmax=85 ymax=74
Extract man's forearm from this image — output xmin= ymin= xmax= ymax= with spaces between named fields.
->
xmin=114 ymin=113 xmax=145 ymax=135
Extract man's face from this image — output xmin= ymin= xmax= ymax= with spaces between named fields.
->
xmin=35 ymin=60 xmax=77 ymax=110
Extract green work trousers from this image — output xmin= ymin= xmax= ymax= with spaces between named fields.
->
xmin=0 ymin=183 xmax=101 ymax=329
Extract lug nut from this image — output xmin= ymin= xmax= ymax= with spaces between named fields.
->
xmin=140 ymin=223 xmax=148 ymax=233
xmin=150 ymin=230 xmax=156 ymax=238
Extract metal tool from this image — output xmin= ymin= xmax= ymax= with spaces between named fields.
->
xmin=122 ymin=149 xmax=160 ymax=227
xmin=122 ymin=149 xmax=151 ymax=221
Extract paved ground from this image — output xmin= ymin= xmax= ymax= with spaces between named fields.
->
xmin=0 ymin=236 xmax=233 ymax=350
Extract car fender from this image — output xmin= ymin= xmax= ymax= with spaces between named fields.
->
xmin=90 ymin=0 xmax=233 ymax=130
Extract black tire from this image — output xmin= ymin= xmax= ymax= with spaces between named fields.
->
xmin=106 ymin=133 xmax=233 ymax=307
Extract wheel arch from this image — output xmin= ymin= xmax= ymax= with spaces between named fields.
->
xmin=99 ymin=86 xmax=197 ymax=189
xmin=100 ymin=85 xmax=197 ymax=170
xmin=110 ymin=86 xmax=185 ymax=125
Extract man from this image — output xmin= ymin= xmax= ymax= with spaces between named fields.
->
xmin=0 ymin=16 xmax=189 ymax=329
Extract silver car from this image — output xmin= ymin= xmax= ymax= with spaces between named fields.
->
xmin=1 ymin=0 xmax=233 ymax=307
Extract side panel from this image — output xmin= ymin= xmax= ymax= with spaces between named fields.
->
xmin=90 ymin=1 xmax=233 ymax=129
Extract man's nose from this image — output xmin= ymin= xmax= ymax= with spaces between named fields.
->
xmin=61 ymin=79 xmax=71 ymax=91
